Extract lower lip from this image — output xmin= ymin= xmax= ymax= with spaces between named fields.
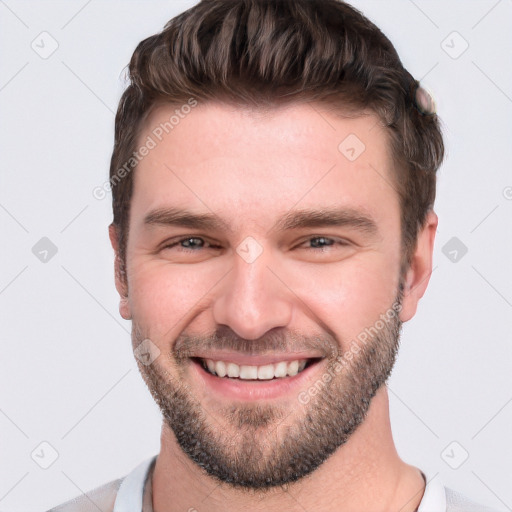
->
xmin=190 ymin=358 xmax=324 ymax=401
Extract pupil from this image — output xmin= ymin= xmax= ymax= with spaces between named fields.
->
xmin=311 ymin=237 xmax=332 ymax=248
xmin=183 ymin=238 xmax=202 ymax=248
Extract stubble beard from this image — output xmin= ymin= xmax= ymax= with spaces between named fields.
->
xmin=133 ymin=293 xmax=403 ymax=492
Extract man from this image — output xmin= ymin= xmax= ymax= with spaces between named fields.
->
xmin=48 ymin=0 xmax=498 ymax=510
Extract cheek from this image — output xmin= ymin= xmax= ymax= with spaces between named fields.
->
xmin=127 ymin=262 xmax=217 ymax=336
xmin=126 ymin=248 xmax=400 ymax=346
xmin=288 ymin=256 xmax=399 ymax=346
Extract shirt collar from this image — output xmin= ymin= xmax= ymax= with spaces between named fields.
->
xmin=418 ymin=469 xmax=447 ymax=512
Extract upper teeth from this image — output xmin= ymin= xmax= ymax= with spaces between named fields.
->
xmin=202 ymin=359 xmax=308 ymax=380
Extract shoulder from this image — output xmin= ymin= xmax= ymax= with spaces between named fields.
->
xmin=445 ymin=487 xmax=501 ymax=512
xmin=44 ymin=477 xmax=122 ymax=512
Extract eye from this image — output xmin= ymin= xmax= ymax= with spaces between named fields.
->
xmin=299 ymin=236 xmax=350 ymax=250
xmin=162 ymin=237 xmax=221 ymax=253
xmin=159 ymin=235 xmax=351 ymax=259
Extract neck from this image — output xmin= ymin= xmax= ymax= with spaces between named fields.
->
xmin=151 ymin=386 xmax=425 ymax=512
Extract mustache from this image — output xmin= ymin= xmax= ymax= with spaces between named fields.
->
xmin=173 ymin=325 xmax=339 ymax=362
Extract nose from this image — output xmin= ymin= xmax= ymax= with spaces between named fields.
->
xmin=212 ymin=247 xmax=293 ymax=340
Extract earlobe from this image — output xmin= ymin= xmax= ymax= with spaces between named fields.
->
xmin=108 ymin=223 xmax=132 ymax=320
xmin=399 ymin=210 xmax=438 ymax=322
xmin=119 ymin=296 xmax=132 ymax=320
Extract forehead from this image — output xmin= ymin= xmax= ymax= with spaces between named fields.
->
xmin=139 ymin=100 xmax=390 ymax=165
xmin=131 ymin=100 xmax=398 ymax=231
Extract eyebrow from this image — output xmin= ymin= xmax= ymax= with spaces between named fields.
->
xmin=143 ymin=206 xmax=379 ymax=237
xmin=272 ymin=208 xmax=378 ymax=235
xmin=144 ymin=208 xmax=232 ymax=232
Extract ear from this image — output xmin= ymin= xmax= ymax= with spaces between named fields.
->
xmin=108 ymin=223 xmax=132 ymax=320
xmin=399 ymin=210 xmax=438 ymax=322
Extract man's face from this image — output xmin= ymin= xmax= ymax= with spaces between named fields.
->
xmin=117 ymin=102 xmax=407 ymax=489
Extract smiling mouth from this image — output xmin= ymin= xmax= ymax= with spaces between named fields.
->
xmin=191 ymin=357 xmax=323 ymax=381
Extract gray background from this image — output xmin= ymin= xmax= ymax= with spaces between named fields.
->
xmin=1 ymin=1 xmax=511 ymax=511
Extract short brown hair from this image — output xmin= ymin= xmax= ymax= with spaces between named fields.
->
xmin=110 ymin=0 xmax=444 ymax=286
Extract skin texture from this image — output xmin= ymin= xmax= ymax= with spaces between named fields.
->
xmin=109 ymin=101 xmax=437 ymax=511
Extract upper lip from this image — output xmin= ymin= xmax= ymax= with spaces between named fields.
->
xmin=191 ymin=352 xmax=324 ymax=366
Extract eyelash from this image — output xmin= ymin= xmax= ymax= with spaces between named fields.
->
xmin=161 ymin=236 xmax=349 ymax=253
